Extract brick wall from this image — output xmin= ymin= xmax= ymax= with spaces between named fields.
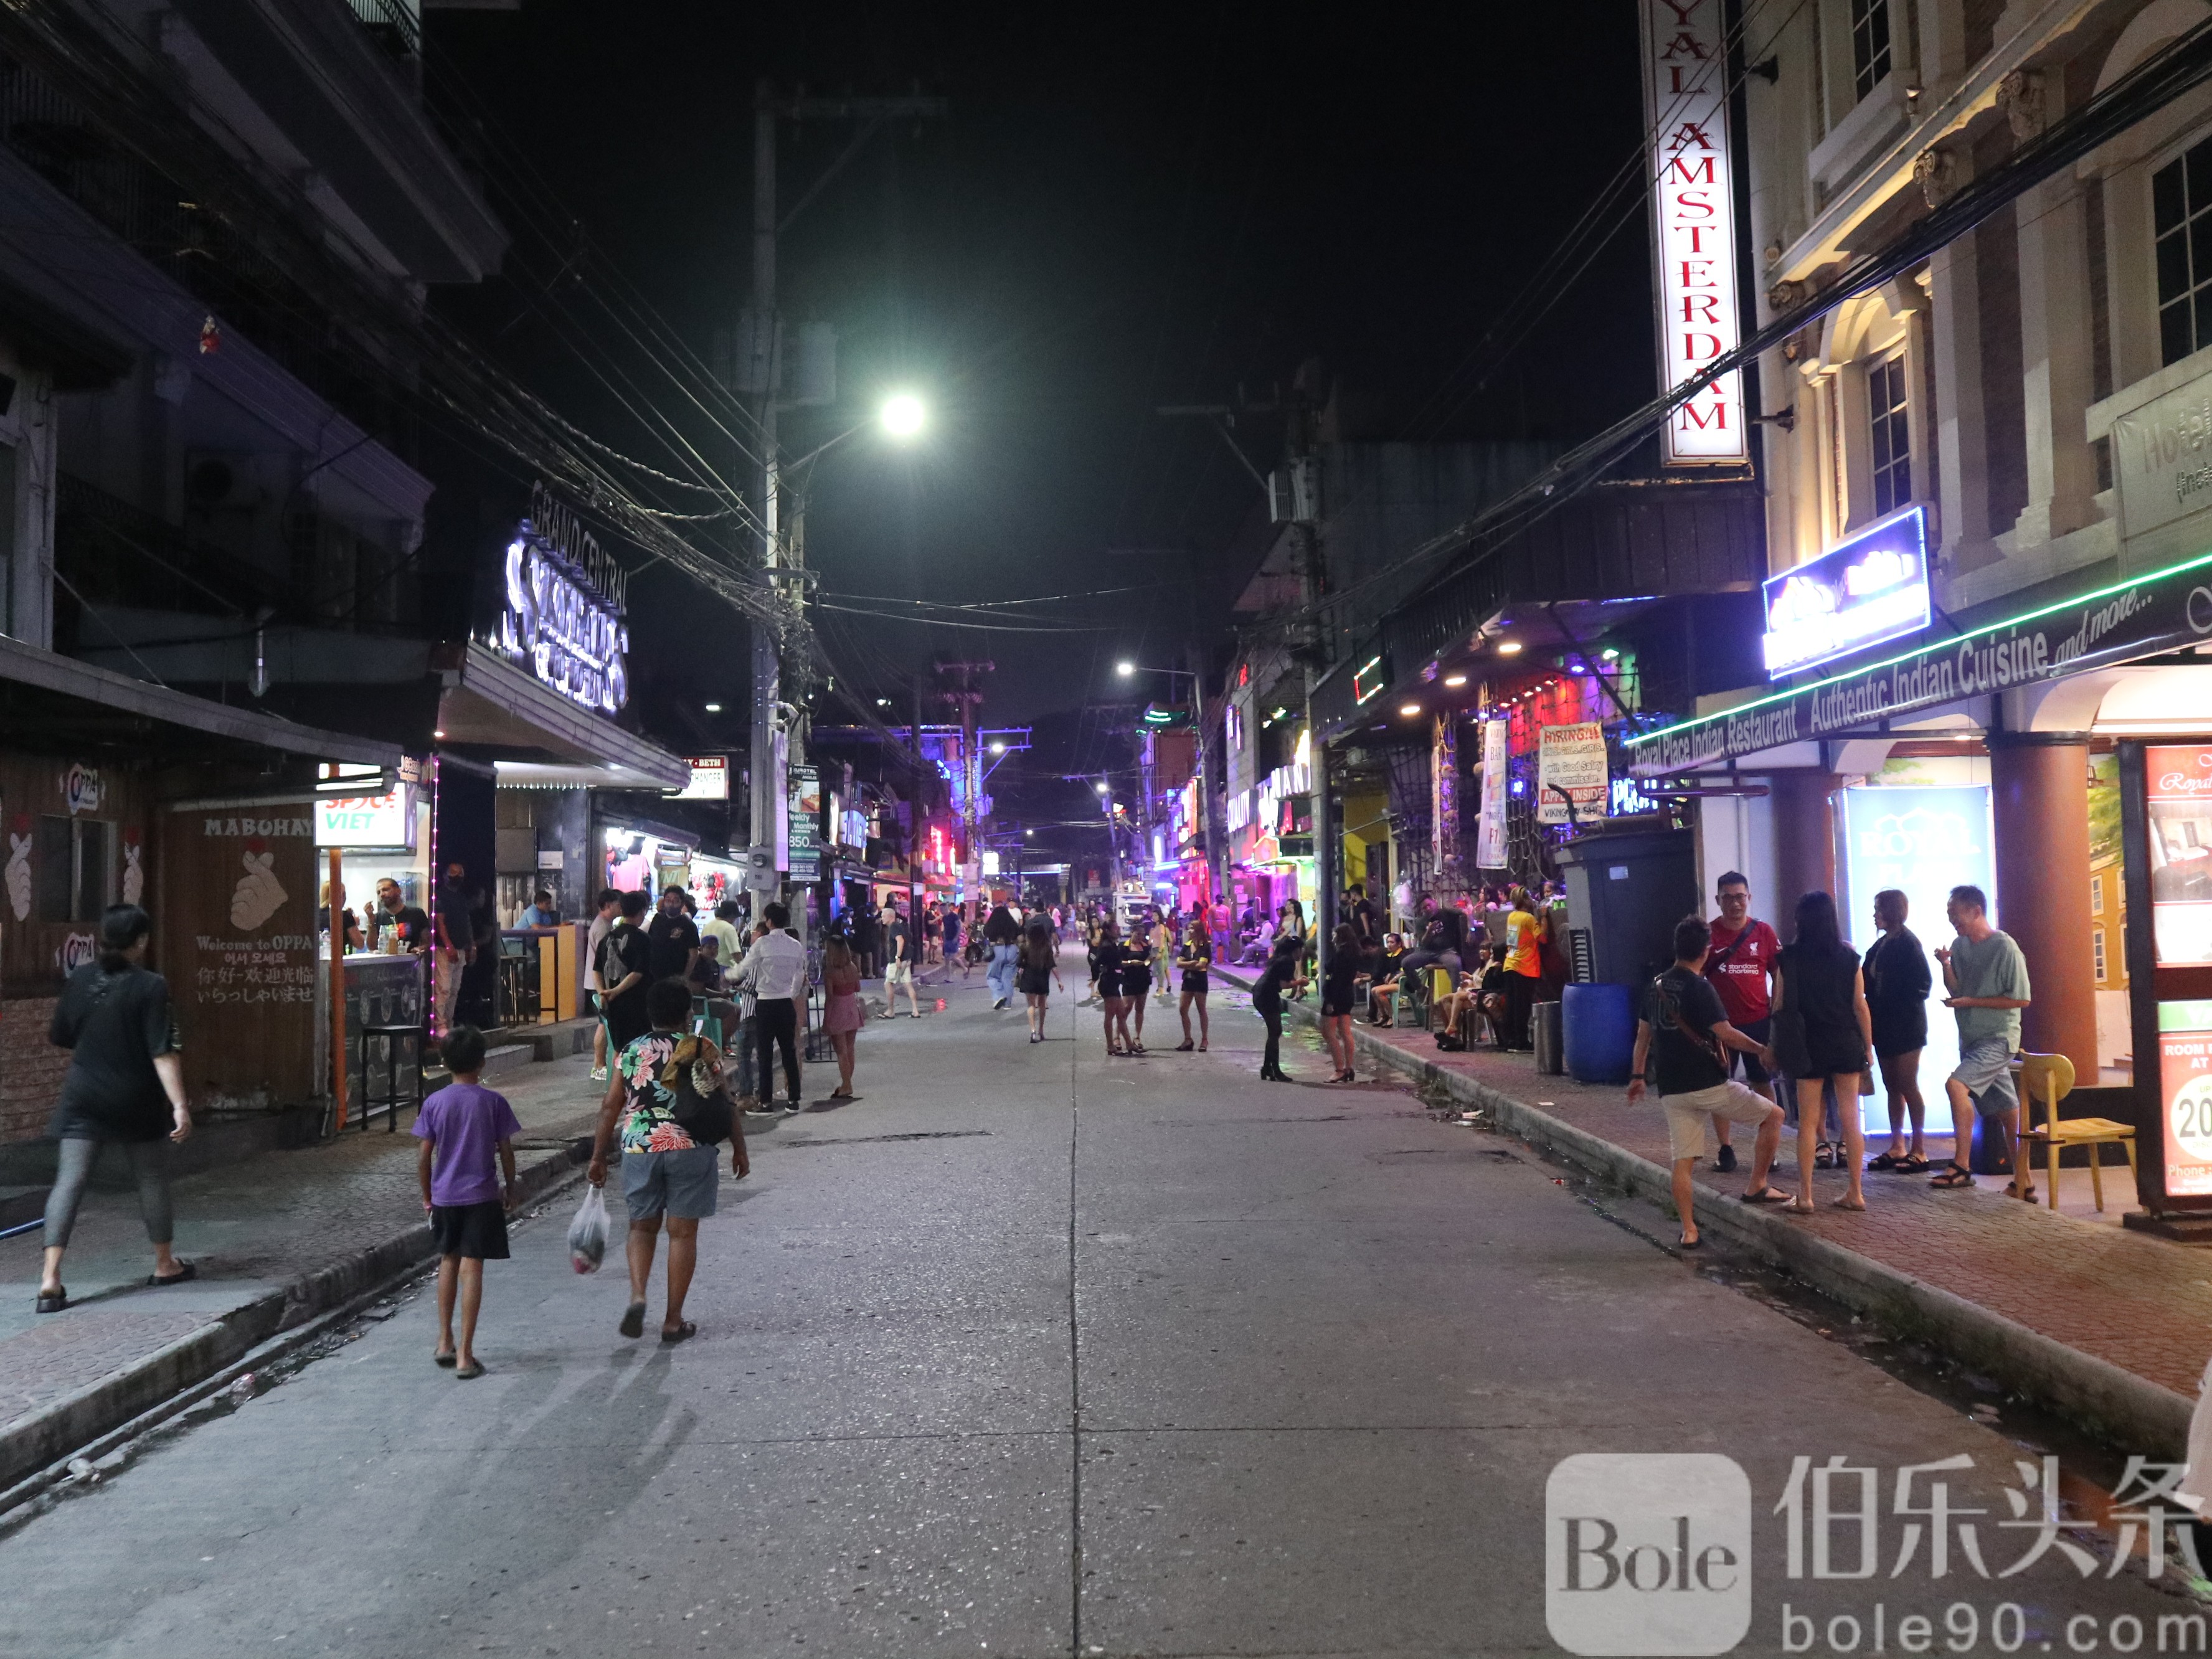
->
xmin=1 ymin=996 xmax=64 ymax=1143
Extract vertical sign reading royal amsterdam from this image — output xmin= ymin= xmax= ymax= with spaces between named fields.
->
xmin=1640 ymin=0 xmax=1747 ymax=465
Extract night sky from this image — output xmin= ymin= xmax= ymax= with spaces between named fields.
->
xmin=432 ymin=2 xmax=1659 ymax=844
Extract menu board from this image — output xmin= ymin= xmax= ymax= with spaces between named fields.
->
xmin=2147 ymin=745 xmax=2212 ymax=965
xmin=2158 ymin=1001 xmax=2212 ymax=1198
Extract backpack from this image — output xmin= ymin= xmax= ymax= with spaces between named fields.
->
xmin=659 ymin=1036 xmax=735 ymax=1146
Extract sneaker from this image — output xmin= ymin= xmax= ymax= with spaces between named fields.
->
xmin=589 ymin=1066 xmax=608 ymax=1083
xmin=1714 ymin=1144 xmax=1737 ymax=1173
xmin=994 ymin=998 xmax=1009 ymax=1010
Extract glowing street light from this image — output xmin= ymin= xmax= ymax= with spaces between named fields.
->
xmin=879 ymin=392 xmax=927 ymax=440
xmin=1115 ymin=660 xmax=1135 ymax=676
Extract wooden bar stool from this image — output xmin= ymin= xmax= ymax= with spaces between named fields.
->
xmin=2017 ymin=1051 xmax=2137 ymax=1211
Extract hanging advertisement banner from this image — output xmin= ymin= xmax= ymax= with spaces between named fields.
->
xmin=2147 ymin=745 xmax=2212 ymax=966
xmin=1638 ymin=0 xmax=1747 ymax=465
xmin=787 ymin=763 xmax=821 ymax=883
xmin=1537 ymin=722 xmax=1610 ymax=826
xmin=1475 ymin=719 xmax=1509 ymax=869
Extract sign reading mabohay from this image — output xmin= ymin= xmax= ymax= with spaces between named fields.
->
xmin=496 ymin=481 xmax=630 ymax=715
xmin=1538 ymin=722 xmax=1610 ymax=825
xmin=1628 ymin=547 xmax=2212 ymax=774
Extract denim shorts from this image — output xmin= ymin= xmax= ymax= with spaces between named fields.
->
xmin=1950 ymin=1036 xmax=2019 ymax=1117
xmin=621 ymin=1145 xmax=720 ymax=1219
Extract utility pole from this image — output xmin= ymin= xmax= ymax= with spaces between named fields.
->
xmin=744 ymin=81 xmax=947 ymax=925
xmin=936 ymin=659 xmax=993 ymax=917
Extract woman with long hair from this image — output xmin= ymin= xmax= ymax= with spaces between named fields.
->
xmin=36 ymin=904 xmax=194 ymax=1313
xmin=1175 ymin=918 xmax=1213 ymax=1051
xmin=1252 ymin=933 xmax=1305 ymax=1081
xmin=1122 ymin=917 xmax=1155 ymax=1054
xmin=1278 ymin=899 xmax=1310 ymax=997
xmin=1772 ymin=889 xmax=1875 ymax=1213
xmin=1018 ymin=919 xmax=1064 ymax=1042
xmin=1320 ymin=922 xmax=1361 ymax=1082
xmin=1094 ymin=917 xmax=1132 ymax=1056
xmin=820 ymin=937 xmax=866 ymax=1099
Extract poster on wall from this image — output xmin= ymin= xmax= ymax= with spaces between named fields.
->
xmin=1475 ymin=719 xmax=1508 ymax=870
xmin=2146 ymin=745 xmax=2212 ymax=965
xmin=1536 ymin=722 xmax=1609 ymax=826
xmin=2157 ymin=1002 xmax=2212 ymax=1198
xmin=167 ymin=805 xmax=319 ymax=1109
xmin=1839 ymin=783 xmax=1996 ymax=1133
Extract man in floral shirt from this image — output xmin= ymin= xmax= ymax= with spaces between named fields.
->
xmin=587 ymin=980 xmax=748 ymax=1345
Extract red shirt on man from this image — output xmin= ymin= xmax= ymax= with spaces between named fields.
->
xmin=1703 ymin=917 xmax=1780 ymax=1026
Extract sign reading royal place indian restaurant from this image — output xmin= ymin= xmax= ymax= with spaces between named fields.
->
xmin=495 ymin=481 xmax=630 ymax=716
xmin=1627 ymin=547 xmax=2212 ymax=774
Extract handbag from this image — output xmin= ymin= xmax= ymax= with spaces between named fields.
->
xmin=661 ymin=1036 xmax=735 ymax=1146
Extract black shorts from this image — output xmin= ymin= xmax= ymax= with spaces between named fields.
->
xmin=1098 ymin=975 xmax=1126 ymax=1000
xmin=1728 ymin=1016 xmax=1773 ymax=1087
xmin=430 ymin=1198 xmax=510 ymax=1260
xmin=1123 ymin=970 xmax=1153 ymax=996
xmin=1181 ymin=971 xmax=1209 ymax=996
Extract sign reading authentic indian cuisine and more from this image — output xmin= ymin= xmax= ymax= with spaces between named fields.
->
xmin=1762 ymin=506 xmax=1932 ymax=678
xmin=495 ymin=481 xmax=630 ymax=715
xmin=1639 ymin=0 xmax=1747 ymax=465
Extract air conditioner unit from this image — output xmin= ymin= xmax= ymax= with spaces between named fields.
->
xmin=1266 ymin=455 xmax=1320 ymax=524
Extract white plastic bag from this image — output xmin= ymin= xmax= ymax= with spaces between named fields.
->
xmin=567 ymin=1184 xmax=609 ymax=1275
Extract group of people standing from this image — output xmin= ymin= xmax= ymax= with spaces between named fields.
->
xmin=1631 ymin=871 xmax=2032 ymax=1249
xmin=1083 ymin=912 xmax=1214 ymax=1056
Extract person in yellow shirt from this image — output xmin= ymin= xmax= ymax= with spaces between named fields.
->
xmin=1500 ymin=886 xmax=1547 ymax=1051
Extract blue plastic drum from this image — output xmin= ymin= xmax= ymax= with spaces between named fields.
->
xmin=1562 ymin=981 xmax=1636 ymax=1085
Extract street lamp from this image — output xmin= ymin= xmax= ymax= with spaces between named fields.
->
xmin=879 ymin=392 xmax=926 ymax=440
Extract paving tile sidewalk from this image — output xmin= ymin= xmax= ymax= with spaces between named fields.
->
xmin=1216 ymin=964 xmax=2212 ymax=1452
xmin=0 ymin=1052 xmax=606 ymax=1491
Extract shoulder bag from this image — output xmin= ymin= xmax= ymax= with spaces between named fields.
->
xmin=661 ymin=1036 xmax=735 ymax=1146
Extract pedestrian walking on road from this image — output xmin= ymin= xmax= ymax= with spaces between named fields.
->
xmin=881 ymin=900 xmax=921 ymax=1018
xmin=733 ymin=902 xmax=808 ymax=1111
xmin=1175 ymin=919 xmax=1212 ymax=1051
xmin=36 ymin=904 xmax=194 ymax=1314
xmin=1018 ymin=919 xmax=1062 ymax=1041
xmin=597 ymin=891 xmax=653 ymax=1054
xmin=585 ymin=888 xmax=619 ymax=1082
xmin=1123 ymin=918 xmax=1156 ymax=1052
xmin=942 ymin=904 xmax=967 ymax=980
xmin=985 ymin=902 xmax=1021 ymax=1008
xmin=1863 ymin=889 xmax=1934 ymax=1174
xmin=1771 ymin=890 xmax=1874 ymax=1213
xmin=1252 ymin=934 xmax=1305 ymax=1081
xmin=412 ymin=1023 xmax=519 ymax=1379
xmin=1931 ymin=883 xmax=2033 ymax=1197
xmin=1627 ymin=915 xmax=1792 ymax=1249
xmin=1320 ymin=922 xmax=1361 ymax=1082
xmin=821 ymin=937 xmax=866 ymax=1099
xmin=588 ymin=979 xmax=749 ymax=1345
xmin=1702 ymin=871 xmax=1782 ymax=1174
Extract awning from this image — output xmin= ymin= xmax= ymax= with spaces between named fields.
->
xmin=438 ymin=644 xmax=688 ymax=790
xmin=494 ymin=760 xmax=691 ymax=792
xmin=0 ymin=633 xmax=400 ymax=766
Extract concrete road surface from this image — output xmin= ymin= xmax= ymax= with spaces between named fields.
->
xmin=0 ymin=958 xmax=2195 ymax=1657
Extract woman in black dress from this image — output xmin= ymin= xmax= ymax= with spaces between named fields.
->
xmin=1123 ymin=919 xmax=1155 ymax=1054
xmin=1175 ymin=919 xmax=1213 ymax=1051
xmin=37 ymin=904 xmax=194 ymax=1313
xmin=1320 ymin=922 xmax=1361 ymax=1082
xmin=1252 ymin=934 xmax=1305 ymax=1080
xmin=1863 ymin=887 xmax=1934 ymax=1174
xmin=1772 ymin=889 xmax=1876 ymax=1213
xmin=1094 ymin=919 xmax=1133 ymax=1056
xmin=1017 ymin=919 xmax=1062 ymax=1042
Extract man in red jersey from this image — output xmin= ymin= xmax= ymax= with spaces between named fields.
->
xmin=1703 ymin=871 xmax=1780 ymax=1173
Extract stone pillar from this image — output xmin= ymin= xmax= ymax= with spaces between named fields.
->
xmin=2014 ymin=173 xmax=2097 ymax=547
xmin=1927 ymin=226 xmax=1997 ymax=572
xmin=1768 ymin=770 xmax=1840 ymax=914
xmin=1987 ymin=732 xmax=2099 ymax=1077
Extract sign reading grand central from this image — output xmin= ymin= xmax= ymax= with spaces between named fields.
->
xmin=496 ymin=481 xmax=630 ymax=715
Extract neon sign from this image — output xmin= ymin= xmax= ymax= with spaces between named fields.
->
xmin=1762 ymin=506 xmax=1931 ymax=678
xmin=496 ymin=483 xmax=630 ymax=714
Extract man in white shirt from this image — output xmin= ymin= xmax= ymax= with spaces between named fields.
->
xmin=732 ymin=901 xmax=806 ymax=1111
xmin=585 ymin=888 xmax=619 ymax=1082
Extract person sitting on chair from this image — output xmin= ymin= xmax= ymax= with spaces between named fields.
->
xmin=1367 ymin=933 xmax=1407 ymax=1026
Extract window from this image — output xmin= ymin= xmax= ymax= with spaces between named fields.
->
xmin=2091 ymin=873 xmax=2106 ymax=915
xmin=34 ymin=816 xmax=113 ymax=924
xmin=2153 ymin=138 xmax=2212 ymax=366
xmin=1226 ymin=702 xmax=1245 ymax=757
xmin=2094 ymin=929 xmax=2108 ymax=981
xmin=1869 ymin=354 xmax=1912 ymax=516
xmin=1850 ymin=0 xmax=1891 ymax=100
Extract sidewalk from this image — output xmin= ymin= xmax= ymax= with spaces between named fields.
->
xmin=0 ymin=1047 xmax=606 ymax=1498
xmin=1219 ymin=965 xmax=2212 ymax=1457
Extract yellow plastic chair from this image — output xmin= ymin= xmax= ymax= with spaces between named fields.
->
xmin=2017 ymin=1051 xmax=2137 ymax=1211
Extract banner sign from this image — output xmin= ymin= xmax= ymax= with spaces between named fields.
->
xmin=2158 ymin=1001 xmax=2212 ymax=1199
xmin=1537 ymin=722 xmax=1610 ymax=825
xmin=667 ymin=757 xmax=728 ymax=801
xmin=2147 ymin=745 xmax=2212 ymax=965
xmin=1763 ymin=506 xmax=1931 ymax=678
xmin=787 ymin=764 xmax=820 ymax=882
xmin=1627 ymin=549 xmax=2212 ymax=775
xmin=314 ymin=787 xmax=415 ymax=851
xmin=1639 ymin=0 xmax=1747 ymax=465
xmin=1475 ymin=719 xmax=1509 ymax=869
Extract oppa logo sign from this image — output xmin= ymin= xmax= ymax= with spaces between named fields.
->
xmin=1547 ymin=1454 xmax=1752 ymax=1655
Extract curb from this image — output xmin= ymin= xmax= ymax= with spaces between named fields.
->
xmin=0 ymin=1143 xmax=586 ymax=1496
xmin=1220 ymin=967 xmax=2195 ymax=1457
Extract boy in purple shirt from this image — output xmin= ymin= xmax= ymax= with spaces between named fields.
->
xmin=413 ymin=1024 xmax=520 ymax=1379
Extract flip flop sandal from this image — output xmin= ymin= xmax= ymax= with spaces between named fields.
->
xmin=1866 ymin=1151 xmax=1903 ymax=1171
xmin=454 ymin=1359 xmax=486 ymax=1380
xmin=149 ymin=1262 xmax=197 ymax=1287
xmin=661 ymin=1321 xmax=697 ymax=1345
xmin=434 ymin=1350 xmax=458 ymax=1368
xmin=1930 ymin=1164 xmax=1975 ymax=1189
xmin=1739 ymin=1187 xmax=1794 ymax=1205
xmin=1814 ymin=1142 xmax=1836 ymax=1168
xmin=1676 ymin=1234 xmax=1703 ymax=1250
xmin=34 ymin=1287 xmax=67 ymax=1315
xmin=619 ymin=1300 xmax=647 ymax=1339
xmin=1896 ymin=1155 xmax=1932 ymax=1173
